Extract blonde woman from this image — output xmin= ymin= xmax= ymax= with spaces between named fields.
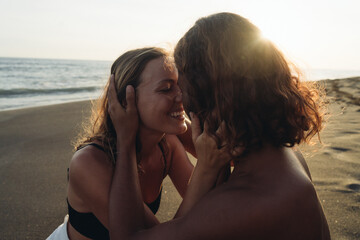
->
xmin=48 ymin=47 xmax=194 ymax=240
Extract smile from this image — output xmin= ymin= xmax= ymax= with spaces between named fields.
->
xmin=170 ymin=111 xmax=185 ymax=120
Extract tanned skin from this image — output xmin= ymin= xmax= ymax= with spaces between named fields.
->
xmin=107 ymin=78 xmax=331 ymax=240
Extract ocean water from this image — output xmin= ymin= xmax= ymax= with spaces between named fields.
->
xmin=0 ymin=57 xmax=111 ymax=111
xmin=0 ymin=57 xmax=360 ymax=111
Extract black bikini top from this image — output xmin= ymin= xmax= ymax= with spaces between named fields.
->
xmin=67 ymin=191 xmax=162 ymax=240
xmin=67 ymin=142 xmax=167 ymax=240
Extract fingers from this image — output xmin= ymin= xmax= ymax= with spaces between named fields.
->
xmin=190 ymin=112 xmax=201 ymax=143
xmin=125 ymin=85 xmax=137 ymax=113
xmin=108 ymin=75 xmax=120 ymax=115
xmin=108 ymin=75 xmax=136 ymax=114
xmin=108 ymin=75 xmax=117 ymax=102
xmin=107 ymin=74 xmax=128 ymax=119
xmin=216 ymin=121 xmax=226 ymax=136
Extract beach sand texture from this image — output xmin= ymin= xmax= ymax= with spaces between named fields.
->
xmin=0 ymin=77 xmax=359 ymax=239
xmin=300 ymin=77 xmax=360 ymax=239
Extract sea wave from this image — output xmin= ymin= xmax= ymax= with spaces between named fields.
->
xmin=0 ymin=86 xmax=100 ymax=97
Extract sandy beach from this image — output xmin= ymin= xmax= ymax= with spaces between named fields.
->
xmin=0 ymin=77 xmax=359 ymax=239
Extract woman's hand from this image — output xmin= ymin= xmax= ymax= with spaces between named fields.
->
xmin=190 ymin=112 xmax=231 ymax=174
xmin=107 ymin=75 xmax=138 ymax=147
xmin=174 ymin=114 xmax=232 ymax=218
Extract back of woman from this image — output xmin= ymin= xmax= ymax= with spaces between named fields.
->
xmin=173 ymin=12 xmax=330 ymax=239
xmin=218 ymin=146 xmax=330 ymax=239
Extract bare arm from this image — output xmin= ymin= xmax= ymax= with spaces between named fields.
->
xmin=107 ymin=79 xmax=233 ymax=239
xmin=109 ymin=142 xmax=146 ymax=237
xmin=174 ymin=113 xmax=232 ymax=218
xmin=107 ymin=76 xmax=158 ymax=238
xmin=166 ymin=135 xmax=194 ymax=198
xmin=107 ymin=81 xmax=328 ymax=240
xmin=67 ymin=148 xmax=113 ymax=229
xmin=68 ymin=144 xmax=159 ymax=233
xmin=110 ymin=179 xmax=251 ymax=240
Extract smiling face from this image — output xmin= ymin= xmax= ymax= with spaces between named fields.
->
xmin=136 ymin=57 xmax=187 ymax=135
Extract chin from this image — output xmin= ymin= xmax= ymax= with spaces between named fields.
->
xmin=169 ymin=123 xmax=187 ymax=135
xmin=178 ymin=124 xmax=188 ymax=134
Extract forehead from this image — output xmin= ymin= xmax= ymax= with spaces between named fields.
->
xmin=138 ymin=57 xmax=178 ymax=88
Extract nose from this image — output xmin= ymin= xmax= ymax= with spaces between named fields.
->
xmin=174 ymin=87 xmax=182 ymax=102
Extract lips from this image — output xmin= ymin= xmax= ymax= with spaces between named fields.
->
xmin=169 ymin=106 xmax=185 ymax=121
xmin=170 ymin=111 xmax=184 ymax=117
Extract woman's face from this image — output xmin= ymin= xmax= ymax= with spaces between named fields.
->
xmin=136 ymin=57 xmax=187 ymax=135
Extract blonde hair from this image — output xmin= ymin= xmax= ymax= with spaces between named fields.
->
xmin=74 ymin=47 xmax=171 ymax=163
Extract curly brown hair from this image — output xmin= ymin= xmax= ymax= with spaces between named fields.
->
xmin=174 ymin=12 xmax=325 ymax=157
xmin=74 ymin=47 xmax=171 ymax=163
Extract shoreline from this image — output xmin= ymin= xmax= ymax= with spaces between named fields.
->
xmin=1 ymin=76 xmax=360 ymax=113
xmin=0 ymin=98 xmax=98 ymax=113
xmin=0 ymin=77 xmax=359 ymax=239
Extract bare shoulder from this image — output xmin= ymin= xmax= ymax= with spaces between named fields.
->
xmin=127 ymin=177 xmax=328 ymax=240
xmin=292 ymin=146 xmax=312 ymax=180
xmin=179 ymin=178 xmax=327 ymax=239
xmin=129 ymin=185 xmax=253 ymax=240
xmin=69 ymin=145 xmax=113 ymax=178
xmin=68 ymin=145 xmax=113 ymax=209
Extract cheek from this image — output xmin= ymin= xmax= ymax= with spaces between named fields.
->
xmin=137 ymin=95 xmax=166 ymax=121
xmin=137 ymin=98 xmax=152 ymax=119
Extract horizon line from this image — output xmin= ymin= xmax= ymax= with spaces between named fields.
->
xmin=0 ymin=56 xmax=359 ymax=72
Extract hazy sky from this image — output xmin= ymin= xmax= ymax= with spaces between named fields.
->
xmin=1 ymin=0 xmax=359 ymax=70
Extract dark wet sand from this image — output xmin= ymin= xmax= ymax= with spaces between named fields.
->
xmin=0 ymin=77 xmax=359 ymax=239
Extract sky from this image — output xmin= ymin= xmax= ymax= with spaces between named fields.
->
xmin=0 ymin=0 xmax=359 ymax=70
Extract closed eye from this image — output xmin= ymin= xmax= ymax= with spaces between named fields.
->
xmin=159 ymin=83 xmax=172 ymax=92
xmin=160 ymin=87 xmax=171 ymax=92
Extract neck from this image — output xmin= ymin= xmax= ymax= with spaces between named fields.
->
xmin=231 ymin=145 xmax=286 ymax=179
xmin=137 ymin=125 xmax=165 ymax=158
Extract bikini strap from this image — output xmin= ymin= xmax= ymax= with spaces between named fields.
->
xmin=77 ymin=142 xmax=105 ymax=152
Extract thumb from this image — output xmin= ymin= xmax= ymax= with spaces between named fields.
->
xmin=125 ymin=85 xmax=137 ymax=113
xmin=190 ymin=112 xmax=201 ymax=143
